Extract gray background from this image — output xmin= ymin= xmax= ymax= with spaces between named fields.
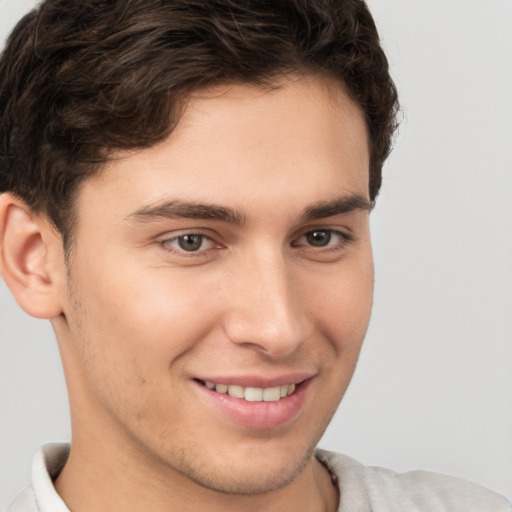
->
xmin=1 ymin=0 xmax=511 ymax=509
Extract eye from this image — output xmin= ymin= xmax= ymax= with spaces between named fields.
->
xmin=161 ymin=234 xmax=215 ymax=253
xmin=305 ymin=230 xmax=334 ymax=247
xmin=292 ymin=229 xmax=354 ymax=255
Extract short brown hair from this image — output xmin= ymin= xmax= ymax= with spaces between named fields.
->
xmin=0 ymin=0 xmax=398 ymax=245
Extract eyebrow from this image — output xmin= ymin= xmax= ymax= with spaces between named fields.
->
xmin=127 ymin=200 xmax=247 ymax=225
xmin=300 ymin=194 xmax=372 ymax=222
xmin=127 ymin=193 xmax=371 ymax=225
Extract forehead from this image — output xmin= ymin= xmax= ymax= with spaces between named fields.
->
xmin=79 ymin=77 xmax=370 ymax=222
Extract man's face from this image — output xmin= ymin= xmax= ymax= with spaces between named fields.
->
xmin=56 ymin=77 xmax=373 ymax=494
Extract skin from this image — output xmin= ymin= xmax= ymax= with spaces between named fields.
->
xmin=0 ymin=76 xmax=373 ymax=512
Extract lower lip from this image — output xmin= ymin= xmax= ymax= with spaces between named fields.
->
xmin=193 ymin=379 xmax=312 ymax=429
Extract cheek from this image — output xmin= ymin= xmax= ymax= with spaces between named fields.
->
xmin=311 ymin=253 xmax=374 ymax=353
xmin=71 ymin=257 xmax=222 ymax=376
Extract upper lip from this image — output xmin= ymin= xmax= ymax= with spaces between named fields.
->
xmin=193 ymin=372 xmax=315 ymax=388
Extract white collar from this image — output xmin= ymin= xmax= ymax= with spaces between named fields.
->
xmin=31 ymin=443 xmax=70 ymax=512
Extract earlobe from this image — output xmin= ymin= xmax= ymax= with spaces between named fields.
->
xmin=0 ymin=193 xmax=64 ymax=319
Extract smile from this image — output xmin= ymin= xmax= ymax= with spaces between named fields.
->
xmin=200 ymin=380 xmax=297 ymax=402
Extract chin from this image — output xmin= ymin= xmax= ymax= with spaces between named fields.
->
xmin=188 ymin=453 xmax=312 ymax=496
xmin=166 ymin=438 xmax=318 ymax=496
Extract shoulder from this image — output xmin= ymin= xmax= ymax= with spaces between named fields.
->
xmin=316 ymin=449 xmax=512 ymax=512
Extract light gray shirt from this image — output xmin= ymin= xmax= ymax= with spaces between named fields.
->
xmin=7 ymin=444 xmax=512 ymax=511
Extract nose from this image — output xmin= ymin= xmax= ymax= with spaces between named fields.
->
xmin=222 ymin=248 xmax=312 ymax=358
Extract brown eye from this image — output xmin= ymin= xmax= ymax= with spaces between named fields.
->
xmin=305 ymin=230 xmax=332 ymax=247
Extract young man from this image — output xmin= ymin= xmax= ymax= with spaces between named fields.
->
xmin=0 ymin=1 xmax=510 ymax=511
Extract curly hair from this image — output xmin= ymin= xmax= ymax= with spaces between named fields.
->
xmin=0 ymin=0 xmax=399 ymax=244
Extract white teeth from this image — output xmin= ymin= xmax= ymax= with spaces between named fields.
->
xmin=227 ymin=385 xmax=244 ymax=398
xmin=216 ymin=383 xmax=228 ymax=394
xmin=204 ymin=381 xmax=297 ymax=401
xmin=245 ymin=387 xmax=263 ymax=402
xmin=263 ymin=386 xmax=281 ymax=402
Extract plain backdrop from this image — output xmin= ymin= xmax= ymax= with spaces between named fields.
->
xmin=1 ymin=0 xmax=511 ymax=509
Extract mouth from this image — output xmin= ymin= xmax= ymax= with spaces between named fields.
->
xmin=193 ymin=376 xmax=313 ymax=428
xmin=196 ymin=379 xmax=297 ymax=402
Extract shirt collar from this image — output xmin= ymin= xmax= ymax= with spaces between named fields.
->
xmin=32 ymin=443 xmax=70 ymax=512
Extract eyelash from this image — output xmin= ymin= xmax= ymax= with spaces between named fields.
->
xmin=160 ymin=232 xmax=217 ymax=255
xmin=159 ymin=228 xmax=354 ymax=258
xmin=292 ymin=229 xmax=354 ymax=251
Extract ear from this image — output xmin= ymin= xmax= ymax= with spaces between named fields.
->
xmin=0 ymin=193 xmax=65 ymax=319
